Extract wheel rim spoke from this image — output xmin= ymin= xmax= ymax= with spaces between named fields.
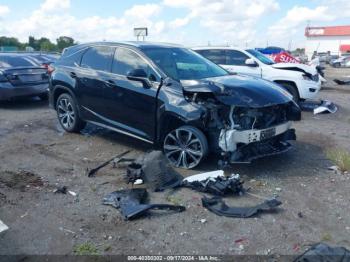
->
xmin=164 ymin=128 xmax=203 ymax=169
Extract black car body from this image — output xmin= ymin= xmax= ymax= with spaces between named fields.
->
xmin=49 ymin=42 xmax=301 ymax=169
xmin=0 ymin=53 xmax=52 ymax=101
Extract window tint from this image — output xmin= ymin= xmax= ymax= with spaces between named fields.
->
xmin=143 ymin=47 xmax=228 ymax=81
xmin=196 ymin=49 xmax=226 ymax=64
xmin=112 ymin=48 xmax=150 ymax=76
xmin=226 ymin=50 xmax=249 ymax=65
xmin=80 ymin=46 xmax=114 ymax=71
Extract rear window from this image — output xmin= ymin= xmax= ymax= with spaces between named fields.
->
xmin=81 ymin=46 xmax=115 ymax=72
xmin=0 ymin=55 xmax=41 ymax=68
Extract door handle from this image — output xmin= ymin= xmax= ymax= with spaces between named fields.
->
xmin=70 ymin=72 xmax=77 ymax=78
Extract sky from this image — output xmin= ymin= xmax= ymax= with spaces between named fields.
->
xmin=0 ymin=0 xmax=349 ymax=49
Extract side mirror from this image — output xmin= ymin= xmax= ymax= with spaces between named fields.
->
xmin=126 ymin=69 xmax=151 ymax=87
xmin=245 ymin=58 xmax=258 ymax=67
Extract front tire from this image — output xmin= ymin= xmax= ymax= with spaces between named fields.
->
xmin=163 ymin=125 xmax=208 ymax=169
xmin=56 ymin=93 xmax=85 ymax=132
xmin=280 ymin=83 xmax=300 ymax=102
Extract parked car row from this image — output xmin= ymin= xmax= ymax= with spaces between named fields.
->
xmin=0 ymin=52 xmax=58 ymax=101
xmin=330 ymin=55 xmax=350 ymax=68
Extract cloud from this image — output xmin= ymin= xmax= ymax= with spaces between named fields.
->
xmin=0 ymin=1 xmax=165 ymax=43
xmin=267 ymin=5 xmax=337 ymax=46
xmin=124 ymin=3 xmax=161 ymax=19
xmin=0 ymin=5 xmax=10 ymax=17
xmin=40 ymin=0 xmax=70 ymax=12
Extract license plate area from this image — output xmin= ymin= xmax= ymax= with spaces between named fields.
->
xmin=260 ymin=127 xmax=276 ymax=140
xmin=19 ymin=74 xmax=43 ymax=82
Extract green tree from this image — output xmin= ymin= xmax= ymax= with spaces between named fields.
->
xmin=40 ymin=40 xmax=56 ymax=51
xmin=56 ymin=36 xmax=75 ymax=51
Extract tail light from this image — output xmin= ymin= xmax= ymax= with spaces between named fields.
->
xmin=0 ymin=72 xmax=8 ymax=82
xmin=47 ymin=64 xmax=55 ymax=75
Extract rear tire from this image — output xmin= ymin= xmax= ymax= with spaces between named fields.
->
xmin=163 ymin=125 xmax=208 ymax=169
xmin=56 ymin=93 xmax=86 ymax=132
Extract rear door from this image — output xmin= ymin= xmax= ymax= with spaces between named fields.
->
xmin=102 ymin=47 xmax=161 ymax=142
xmin=77 ymin=45 xmax=115 ymax=121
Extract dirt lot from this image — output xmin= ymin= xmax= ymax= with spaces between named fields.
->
xmin=1 ymin=66 xmax=350 ymax=256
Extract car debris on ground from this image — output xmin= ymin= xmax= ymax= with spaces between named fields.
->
xmin=102 ymin=188 xmax=186 ymax=220
xmin=299 ymin=100 xmax=338 ymax=114
xmin=0 ymin=219 xmax=8 ymax=233
xmin=182 ymin=173 xmax=244 ymax=196
xmin=334 ymin=78 xmax=350 ymax=85
xmin=294 ymin=243 xmax=350 ymax=262
xmin=202 ymin=197 xmax=282 ymax=218
xmin=87 ymin=150 xmax=131 ymax=177
xmin=125 ymin=151 xmax=183 ymax=191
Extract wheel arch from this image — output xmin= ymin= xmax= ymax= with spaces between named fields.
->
xmin=273 ymin=80 xmax=300 ymax=99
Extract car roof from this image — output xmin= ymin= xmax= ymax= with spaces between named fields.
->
xmin=77 ymin=41 xmax=184 ymax=50
xmin=192 ymin=46 xmax=247 ymax=52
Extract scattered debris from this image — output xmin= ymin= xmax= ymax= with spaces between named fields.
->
xmin=334 ymin=79 xmax=350 ymax=85
xmin=326 ymin=148 xmax=350 ymax=173
xmin=297 ymin=212 xmax=303 ymax=218
xmin=126 ymin=151 xmax=183 ymax=191
xmin=59 ymin=227 xmax=75 ymax=234
xmin=275 ymin=187 xmax=282 ymax=192
xmin=54 ymin=186 xmax=67 ymax=194
xmin=133 ymin=179 xmax=143 ymax=185
xmin=87 ymin=150 xmax=131 ymax=177
xmin=20 ymin=212 xmax=28 ymax=218
xmin=0 ymin=219 xmax=8 ymax=233
xmin=182 ymin=173 xmax=244 ymax=196
xmin=202 ymin=197 xmax=282 ymax=218
xmin=299 ymin=100 xmax=338 ymax=114
xmin=294 ymin=243 xmax=350 ymax=262
xmin=200 ymin=219 xmax=207 ymax=224
xmin=183 ymin=170 xmax=224 ymax=183
xmin=68 ymin=191 xmax=77 ymax=197
xmin=102 ymin=188 xmax=186 ymax=220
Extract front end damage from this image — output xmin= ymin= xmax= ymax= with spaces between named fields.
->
xmin=181 ymin=75 xmax=301 ymax=164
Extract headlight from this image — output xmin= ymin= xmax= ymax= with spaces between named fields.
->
xmin=302 ymin=74 xmax=312 ymax=81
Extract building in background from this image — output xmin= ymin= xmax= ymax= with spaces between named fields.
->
xmin=305 ymin=25 xmax=350 ymax=59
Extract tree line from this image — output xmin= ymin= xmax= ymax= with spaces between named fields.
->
xmin=0 ymin=36 xmax=76 ymax=52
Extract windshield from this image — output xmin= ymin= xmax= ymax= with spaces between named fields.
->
xmin=246 ymin=49 xmax=275 ymax=65
xmin=142 ymin=47 xmax=228 ymax=81
xmin=0 ymin=55 xmax=42 ymax=68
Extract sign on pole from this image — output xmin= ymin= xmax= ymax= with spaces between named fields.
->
xmin=134 ymin=27 xmax=148 ymax=41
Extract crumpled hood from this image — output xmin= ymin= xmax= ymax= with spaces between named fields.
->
xmin=181 ymin=74 xmax=293 ymax=108
xmin=272 ymin=62 xmax=317 ymax=75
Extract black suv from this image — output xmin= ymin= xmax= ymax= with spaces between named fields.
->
xmin=49 ymin=42 xmax=301 ymax=169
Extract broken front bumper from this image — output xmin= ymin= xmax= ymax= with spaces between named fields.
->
xmin=218 ymin=121 xmax=296 ymax=163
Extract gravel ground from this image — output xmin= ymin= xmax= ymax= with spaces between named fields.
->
xmin=0 ymin=66 xmax=350 ymax=256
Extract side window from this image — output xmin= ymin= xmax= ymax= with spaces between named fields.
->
xmin=112 ymin=48 xmax=151 ymax=76
xmin=226 ymin=50 xmax=249 ymax=66
xmin=80 ymin=46 xmax=114 ymax=71
xmin=197 ymin=49 xmax=226 ymax=65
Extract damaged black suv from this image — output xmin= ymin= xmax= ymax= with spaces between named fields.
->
xmin=49 ymin=42 xmax=301 ymax=169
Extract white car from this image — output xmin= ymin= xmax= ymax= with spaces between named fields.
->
xmin=193 ymin=47 xmax=322 ymax=101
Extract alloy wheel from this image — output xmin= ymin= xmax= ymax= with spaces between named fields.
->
xmin=163 ymin=128 xmax=204 ymax=169
xmin=57 ymin=98 xmax=75 ymax=129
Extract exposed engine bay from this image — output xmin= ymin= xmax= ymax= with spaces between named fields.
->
xmin=182 ymin=78 xmax=301 ymax=164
